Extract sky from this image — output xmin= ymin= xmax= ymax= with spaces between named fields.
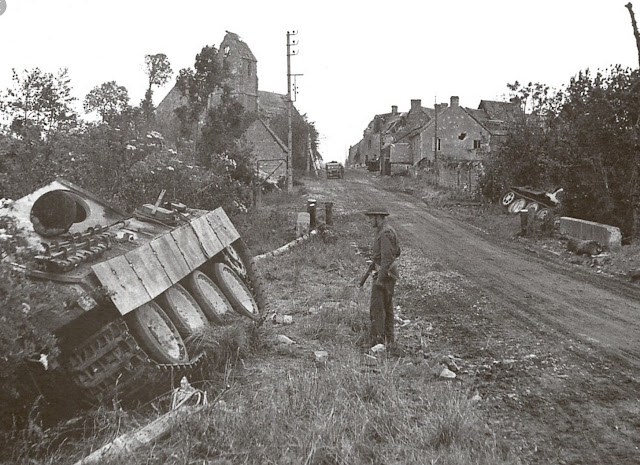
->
xmin=0 ymin=0 xmax=637 ymax=163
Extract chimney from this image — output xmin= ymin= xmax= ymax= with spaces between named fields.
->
xmin=450 ymin=96 xmax=459 ymax=107
xmin=391 ymin=105 xmax=398 ymax=115
xmin=410 ymin=99 xmax=421 ymax=113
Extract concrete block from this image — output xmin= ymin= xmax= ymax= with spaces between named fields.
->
xmin=559 ymin=217 xmax=622 ymax=251
xmin=296 ymin=212 xmax=310 ymax=238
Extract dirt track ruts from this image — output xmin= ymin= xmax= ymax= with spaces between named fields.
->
xmin=308 ymin=170 xmax=640 ymax=464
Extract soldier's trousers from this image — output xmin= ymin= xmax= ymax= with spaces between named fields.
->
xmin=370 ymin=277 xmax=396 ymax=346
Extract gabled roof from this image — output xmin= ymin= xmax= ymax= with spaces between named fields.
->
xmin=391 ymin=107 xmax=434 ymax=142
xmin=253 ymin=118 xmax=289 ymax=153
xmin=478 ymin=100 xmax=521 ymax=122
xmin=258 ymin=91 xmax=288 ymax=119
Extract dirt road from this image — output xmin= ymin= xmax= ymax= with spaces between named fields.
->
xmin=308 ymin=170 xmax=640 ymax=464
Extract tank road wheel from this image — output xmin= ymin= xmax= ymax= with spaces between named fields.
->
xmin=156 ymin=284 xmax=210 ymax=339
xmin=536 ymin=208 xmax=552 ymax=221
xmin=525 ymin=202 xmax=539 ymax=213
xmin=185 ymin=270 xmax=235 ymax=325
xmin=222 ymin=243 xmax=248 ymax=281
xmin=124 ymin=301 xmax=189 ymax=364
xmin=508 ymin=198 xmax=526 ymax=214
xmin=210 ymin=262 xmax=260 ymax=320
xmin=501 ymin=191 xmax=517 ymax=207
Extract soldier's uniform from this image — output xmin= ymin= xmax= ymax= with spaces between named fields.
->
xmin=366 ymin=209 xmax=401 ymax=346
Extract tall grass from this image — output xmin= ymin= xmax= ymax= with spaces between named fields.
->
xmin=93 ymin=359 xmax=515 ymax=465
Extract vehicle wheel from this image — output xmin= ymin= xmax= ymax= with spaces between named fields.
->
xmin=156 ymin=284 xmax=210 ymax=338
xmin=222 ymin=243 xmax=248 ymax=281
xmin=210 ymin=262 xmax=260 ymax=320
xmin=230 ymin=239 xmax=271 ymax=314
xmin=501 ymin=191 xmax=516 ymax=207
xmin=184 ymin=270 xmax=235 ymax=325
xmin=536 ymin=208 xmax=552 ymax=221
xmin=124 ymin=301 xmax=189 ymax=364
xmin=525 ymin=202 xmax=539 ymax=213
xmin=508 ymin=198 xmax=526 ymax=214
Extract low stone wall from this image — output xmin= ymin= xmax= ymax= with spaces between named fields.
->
xmin=559 ymin=217 xmax=622 ymax=251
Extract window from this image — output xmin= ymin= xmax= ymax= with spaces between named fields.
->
xmin=224 ymin=46 xmax=230 ymax=57
xmin=432 ymin=137 xmax=441 ymax=151
xmin=368 ymin=139 xmax=372 ymax=149
xmin=473 ymin=139 xmax=481 ymax=149
xmin=247 ymin=61 xmax=252 ymax=76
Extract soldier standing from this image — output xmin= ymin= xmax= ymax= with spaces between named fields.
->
xmin=364 ymin=207 xmax=401 ymax=348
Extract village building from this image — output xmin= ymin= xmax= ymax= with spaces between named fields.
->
xmin=351 ymin=96 xmax=520 ymax=191
xmin=156 ymin=31 xmax=302 ymax=180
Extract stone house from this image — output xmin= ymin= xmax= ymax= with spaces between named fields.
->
xmin=156 ymin=32 xmax=310 ymax=179
xmin=353 ymin=96 xmax=520 ymax=191
xmin=242 ymin=118 xmax=288 ymax=181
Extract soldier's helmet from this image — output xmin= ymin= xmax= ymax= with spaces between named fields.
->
xmin=363 ymin=207 xmax=389 ymax=216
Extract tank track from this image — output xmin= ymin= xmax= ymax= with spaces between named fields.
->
xmin=67 ymin=318 xmax=203 ymax=403
xmin=232 ymin=239 xmax=272 ymax=318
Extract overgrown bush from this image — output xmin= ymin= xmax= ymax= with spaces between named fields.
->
xmin=0 ymin=214 xmax=62 ymax=433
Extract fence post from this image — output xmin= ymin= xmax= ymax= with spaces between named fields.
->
xmin=307 ymin=198 xmax=317 ymax=229
xmin=325 ymin=201 xmax=333 ymax=226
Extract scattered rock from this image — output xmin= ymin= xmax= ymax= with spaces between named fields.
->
xmin=272 ymin=314 xmax=293 ymax=325
xmin=629 ymin=269 xmax=640 ymax=282
xmin=567 ymin=238 xmax=602 ymax=256
xmin=439 ymin=367 xmax=457 ymax=379
xmin=369 ymin=344 xmax=385 ymax=354
xmin=470 ymin=393 xmax=482 ymax=403
xmin=314 ymin=351 xmax=329 ymax=363
xmin=441 ymin=355 xmax=460 ymax=372
xmin=276 ymin=335 xmax=295 ymax=345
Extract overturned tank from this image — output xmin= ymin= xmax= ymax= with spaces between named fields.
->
xmin=500 ymin=186 xmax=563 ymax=221
xmin=1 ymin=178 xmax=268 ymax=403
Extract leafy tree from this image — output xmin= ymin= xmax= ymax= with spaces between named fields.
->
xmin=198 ymin=86 xmax=250 ymax=165
xmin=484 ymin=67 xmax=640 ymax=239
xmin=175 ymin=45 xmax=225 ymax=132
xmin=141 ymin=54 xmax=173 ymax=125
xmin=268 ymin=110 xmax=320 ymax=171
xmin=1 ymin=68 xmax=77 ymax=140
xmin=83 ymin=81 xmax=130 ymax=124
xmin=144 ymin=53 xmax=173 ymax=94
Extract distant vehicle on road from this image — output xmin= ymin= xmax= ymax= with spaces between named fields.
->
xmin=326 ymin=161 xmax=344 ymax=179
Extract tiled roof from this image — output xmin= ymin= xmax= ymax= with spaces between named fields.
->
xmin=478 ymin=100 xmax=520 ymax=122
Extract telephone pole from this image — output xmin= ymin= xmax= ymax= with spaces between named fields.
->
xmin=286 ymin=31 xmax=299 ymax=192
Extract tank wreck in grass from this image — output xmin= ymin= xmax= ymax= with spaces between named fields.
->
xmin=0 ymin=178 xmax=268 ymax=405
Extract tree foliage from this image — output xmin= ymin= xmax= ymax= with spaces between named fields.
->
xmin=1 ymin=68 xmax=77 ymax=140
xmin=483 ymin=66 xmax=640 ymax=239
xmin=268 ymin=110 xmax=321 ymax=171
xmin=83 ymin=81 xmax=130 ymax=124
xmin=175 ymin=45 xmax=225 ymax=127
xmin=144 ymin=53 xmax=173 ymax=93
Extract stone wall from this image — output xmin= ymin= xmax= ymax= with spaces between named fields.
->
xmin=559 ymin=217 xmax=622 ymax=251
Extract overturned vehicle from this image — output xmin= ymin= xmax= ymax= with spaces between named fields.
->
xmin=500 ymin=186 xmax=563 ymax=221
xmin=1 ymin=179 xmax=267 ymax=404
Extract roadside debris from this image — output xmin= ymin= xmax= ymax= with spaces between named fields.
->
xmin=567 ymin=238 xmax=603 ymax=256
xmin=271 ymin=313 xmax=293 ymax=325
xmin=370 ymin=344 xmax=385 ymax=353
xmin=314 ymin=351 xmax=329 ymax=364
xmin=276 ymin=335 xmax=295 ymax=345
xmin=439 ymin=367 xmax=457 ymax=379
